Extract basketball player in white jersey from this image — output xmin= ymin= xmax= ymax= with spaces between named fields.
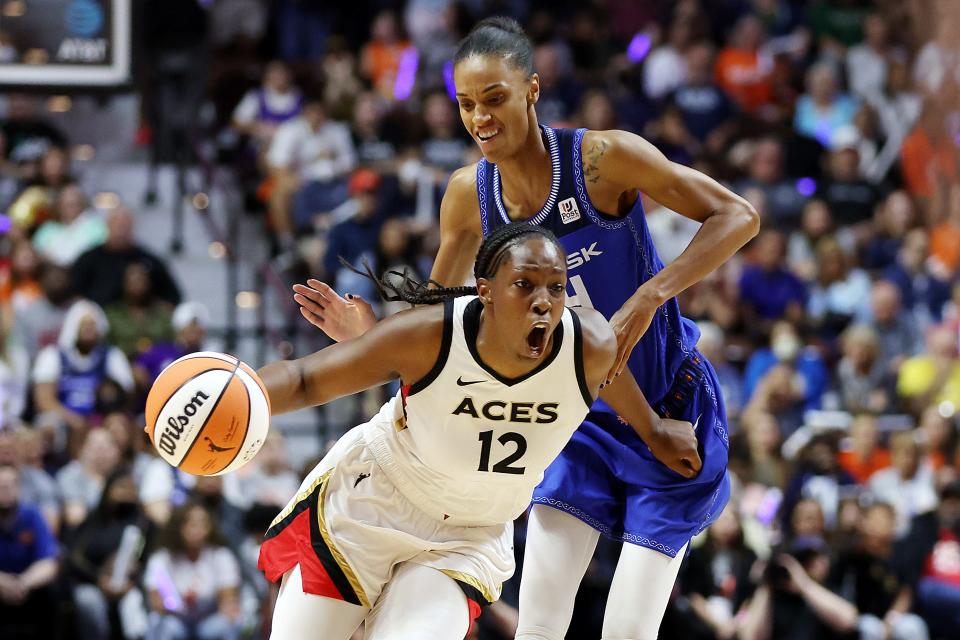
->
xmin=255 ymin=224 xmax=690 ymax=639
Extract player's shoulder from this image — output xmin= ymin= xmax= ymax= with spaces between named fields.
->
xmin=581 ymin=128 xmax=647 ymax=155
xmin=439 ymin=164 xmax=482 ymax=233
xmin=569 ymin=306 xmax=616 ymax=362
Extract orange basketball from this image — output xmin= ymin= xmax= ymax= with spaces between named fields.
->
xmin=145 ymin=352 xmax=271 ymax=476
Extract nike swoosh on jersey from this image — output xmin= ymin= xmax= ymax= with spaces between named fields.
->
xmin=456 ymin=377 xmax=485 ymax=386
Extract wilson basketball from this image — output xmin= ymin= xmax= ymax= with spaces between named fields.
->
xmin=145 ymin=352 xmax=271 ymax=476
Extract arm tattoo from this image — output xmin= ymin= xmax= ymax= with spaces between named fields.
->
xmin=584 ymin=139 xmax=608 ymax=184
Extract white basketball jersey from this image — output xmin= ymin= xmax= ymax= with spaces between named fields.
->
xmin=363 ymin=295 xmax=593 ymax=526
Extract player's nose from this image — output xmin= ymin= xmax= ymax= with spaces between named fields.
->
xmin=531 ymin=293 xmax=551 ymax=316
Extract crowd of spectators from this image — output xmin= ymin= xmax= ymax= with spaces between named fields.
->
xmin=2 ymin=0 xmax=960 ymax=639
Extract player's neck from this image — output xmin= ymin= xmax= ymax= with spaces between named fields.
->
xmin=495 ymin=123 xmax=552 ymax=221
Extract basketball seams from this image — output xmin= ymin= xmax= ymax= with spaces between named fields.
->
xmin=173 ymin=355 xmax=243 ymax=467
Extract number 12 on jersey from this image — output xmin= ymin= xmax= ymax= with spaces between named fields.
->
xmin=477 ymin=430 xmax=527 ymax=474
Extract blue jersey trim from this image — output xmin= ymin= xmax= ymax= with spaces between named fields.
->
xmin=492 ymin=125 xmax=561 ymax=226
xmin=476 ymin=162 xmax=490 ymax=237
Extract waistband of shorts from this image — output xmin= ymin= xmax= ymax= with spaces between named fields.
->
xmin=361 ymin=421 xmax=455 ymax=524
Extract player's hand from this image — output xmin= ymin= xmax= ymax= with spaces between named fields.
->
xmin=292 ymin=279 xmax=377 ymax=343
xmin=607 ymin=287 xmax=660 ymax=383
xmin=648 ymin=417 xmax=702 ymax=479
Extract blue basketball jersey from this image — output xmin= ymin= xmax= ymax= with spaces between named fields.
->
xmin=477 ymin=126 xmax=701 ymax=412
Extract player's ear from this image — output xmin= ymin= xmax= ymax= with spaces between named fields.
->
xmin=476 ymin=278 xmax=493 ymax=305
xmin=527 ymin=73 xmax=540 ymax=105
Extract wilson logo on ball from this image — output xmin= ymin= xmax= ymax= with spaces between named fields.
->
xmin=158 ymin=390 xmax=210 ymax=456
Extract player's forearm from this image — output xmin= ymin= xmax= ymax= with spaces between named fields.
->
xmin=641 ymin=203 xmax=759 ymax=306
xmin=599 ymin=371 xmax=660 ymax=441
xmin=258 ymin=358 xmax=322 ymax=415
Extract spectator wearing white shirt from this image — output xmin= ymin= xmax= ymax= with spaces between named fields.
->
xmin=32 ymin=184 xmax=107 ymax=268
xmin=868 ymin=431 xmax=938 ymax=538
xmin=845 ymin=14 xmax=897 ymax=100
xmin=231 ymin=60 xmax=302 ymax=152
xmin=266 ymin=99 xmax=356 ymax=252
xmin=643 ymin=17 xmax=695 ymax=101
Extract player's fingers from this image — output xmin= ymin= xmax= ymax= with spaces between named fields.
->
xmin=294 ymin=282 xmax=329 ymax=303
xmin=309 ymin=280 xmax=344 ymax=303
xmin=346 ymin=293 xmax=373 ymax=310
xmin=300 ymin=307 xmax=324 ymax=328
xmin=293 ymin=293 xmax=326 ymax=315
xmin=687 ymin=449 xmax=703 ymax=474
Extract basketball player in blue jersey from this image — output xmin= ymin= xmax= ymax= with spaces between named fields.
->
xmin=293 ymin=17 xmax=759 ymax=639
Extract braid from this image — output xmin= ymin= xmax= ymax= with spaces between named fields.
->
xmin=340 ymin=223 xmax=562 ymax=306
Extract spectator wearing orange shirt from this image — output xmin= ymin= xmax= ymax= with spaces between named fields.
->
xmin=929 ymin=184 xmax=960 ymax=277
xmin=715 ymin=14 xmax=773 ymax=114
xmin=360 ymin=10 xmax=414 ymax=100
xmin=900 ymin=106 xmax=957 ymax=200
xmin=838 ymin=414 xmax=891 ymax=484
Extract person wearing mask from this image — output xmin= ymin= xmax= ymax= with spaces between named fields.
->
xmin=0 ymin=463 xmax=59 ymax=639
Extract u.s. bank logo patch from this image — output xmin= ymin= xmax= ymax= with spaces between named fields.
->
xmin=558 ymin=197 xmax=581 ymax=224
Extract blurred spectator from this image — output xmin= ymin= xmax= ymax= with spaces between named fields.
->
xmin=738 ymin=230 xmax=807 ymax=325
xmin=8 ymin=145 xmax=74 ymax=234
xmin=134 ymin=301 xmax=209 ymax=391
xmin=791 ymin=498 xmax=827 ymax=540
xmin=576 ymin=90 xmax=619 ymax=132
xmin=736 ymin=138 xmax=807 ymax=230
xmin=55 ymin=429 xmax=120 ymax=530
xmin=697 ymin=321 xmax=744 ymax=419
xmin=11 ymin=263 xmax=74 ymax=362
xmin=223 ymin=432 xmax=298 ymax=511
xmin=817 ymin=128 xmax=881 ymax=227
xmin=787 ymin=199 xmax=855 ymax=282
xmin=360 ymin=10 xmax=414 ymax=101
xmin=714 ymin=14 xmax=774 ymax=114
xmin=745 ymin=321 xmax=828 ymax=416
xmin=102 ymin=411 xmax=153 ymax=484
xmin=862 ymin=190 xmax=916 ymax=272
xmin=913 ymin=481 xmax=960 ymax=637
xmin=0 ymin=429 xmax=58 ymax=533
xmin=838 ymin=414 xmax=891 ymax=485
xmin=807 ymin=0 xmax=869 ymax=50
xmin=794 ymin=62 xmax=858 ymax=148
xmin=105 ymin=262 xmax=175 ymax=358
xmin=882 ymin=229 xmax=951 ymax=327
xmin=144 ymin=503 xmax=243 ymax=640
xmin=0 ymin=94 xmax=67 ymax=181
xmin=845 ymin=14 xmax=896 ymax=100
xmin=836 ymin=325 xmax=889 ymax=413
xmin=928 ymin=184 xmax=960 ymax=278
xmin=806 ymin=236 xmax=872 ymax=336
xmin=273 ymin=0 xmax=330 ymax=61
xmin=867 ymin=280 xmax=922 ymax=376
xmin=680 ymin=504 xmax=756 ymax=639
xmin=267 ymin=98 xmax=357 ymax=248
xmin=780 ymin=434 xmax=856 ymax=534
xmin=0 ymin=463 xmax=59 ymax=640
xmin=897 ymin=325 xmax=960 ymax=414
xmin=740 ymin=410 xmax=787 ymax=487
xmin=900 ymin=105 xmax=957 ymax=201
xmin=32 ymin=300 xmax=135 ymax=436
xmin=863 ymin=56 xmax=922 ymax=184
xmin=643 ymin=15 xmax=696 ymax=101
xmin=739 ymin=535 xmax=857 ymax=640
xmin=912 ymin=8 xmax=960 ymax=96
xmin=71 ymin=206 xmax=182 ymax=308
xmin=139 ymin=454 xmax=195 ymax=528
xmin=869 ymin=432 xmax=939 ymax=537
xmin=351 ymin=91 xmax=398 ymax=170
xmin=0 ymin=240 xmax=44 ymax=319
xmin=68 ymin=467 xmax=150 ymax=640
xmin=0 ymin=325 xmax=27 ymax=429
xmin=231 ymin=60 xmax=303 ymax=153
xmin=533 ymin=42 xmax=583 ymax=125
xmin=832 ymin=502 xmax=930 ymax=640
xmin=668 ymin=42 xmax=737 ymax=155
xmin=420 ymin=90 xmax=469 ymax=177
xmin=917 ymin=406 xmax=957 ymax=477
xmin=31 ymin=184 xmax=107 ymax=267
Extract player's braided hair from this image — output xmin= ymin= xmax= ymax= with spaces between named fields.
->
xmin=345 ymin=223 xmax=562 ymax=306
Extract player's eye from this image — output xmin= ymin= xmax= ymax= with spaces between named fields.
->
xmin=514 ymin=279 xmax=531 ymax=289
xmin=550 ymin=283 xmax=565 ymax=294
xmin=486 ymin=95 xmax=504 ymax=105
xmin=459 ymin=101 xmax=474 ymax=111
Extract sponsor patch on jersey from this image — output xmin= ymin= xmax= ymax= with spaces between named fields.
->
xmin=558 ymin=197 xmax=581 ymax=224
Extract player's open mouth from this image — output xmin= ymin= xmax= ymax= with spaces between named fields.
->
xmin=477 ymin=128 xmax=501 ymax=144
xmin=526 ymin=323 xmax=548 ymax=356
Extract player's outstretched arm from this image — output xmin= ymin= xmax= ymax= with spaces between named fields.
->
xmin=576 ymin=307 xmax=702 ymax=478
xmin=292 ymin=165 xmax=482 ymax=342
xmin=257 ymin=304 xmax=444 ymax=415
xmin=584 ymin=129 xmax=761 ymax=380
